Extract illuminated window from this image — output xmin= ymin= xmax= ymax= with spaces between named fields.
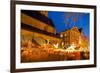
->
xmin=60 ymin=34 xmax=63 ymax=37
xmin=65 ymin=34 xmax=67 ymax=36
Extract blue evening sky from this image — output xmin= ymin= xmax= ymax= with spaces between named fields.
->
xmin=48 ymin=11 xmax=90 ymax=38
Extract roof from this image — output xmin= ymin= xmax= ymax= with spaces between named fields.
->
xmin=61 ymin=26 xmax=82 ymax=34
xmin=21 ymin=10 xmax=55 ymax=27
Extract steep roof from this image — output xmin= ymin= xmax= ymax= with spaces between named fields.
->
xmin=21 ymin=10 xmax=55 ymax=27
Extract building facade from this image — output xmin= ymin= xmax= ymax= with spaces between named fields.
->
xmin=21 ymin=10 xmax=61 ymax=46
xmin=60 ymin=27 xmax=89 ymax=50
xmin=21 ymin=10 xmax=56 ymax=34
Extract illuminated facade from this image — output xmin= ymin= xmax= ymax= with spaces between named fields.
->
xmin=21 ymin=10 xmax=61 ymax=46
xmin=60 ymin=27 xmax=89 ymax=50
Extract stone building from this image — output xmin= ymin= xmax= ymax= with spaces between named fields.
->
xmin=21 ymin=10 xmax=56 ymax=34
xmin=21 ymin=10 xmax=61 ymax=46
xmin=60 ymin=27 xmax=89 ymax=50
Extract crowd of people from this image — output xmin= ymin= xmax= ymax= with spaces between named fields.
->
xmin=21 ymin=40 xmax=89 ymax=62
